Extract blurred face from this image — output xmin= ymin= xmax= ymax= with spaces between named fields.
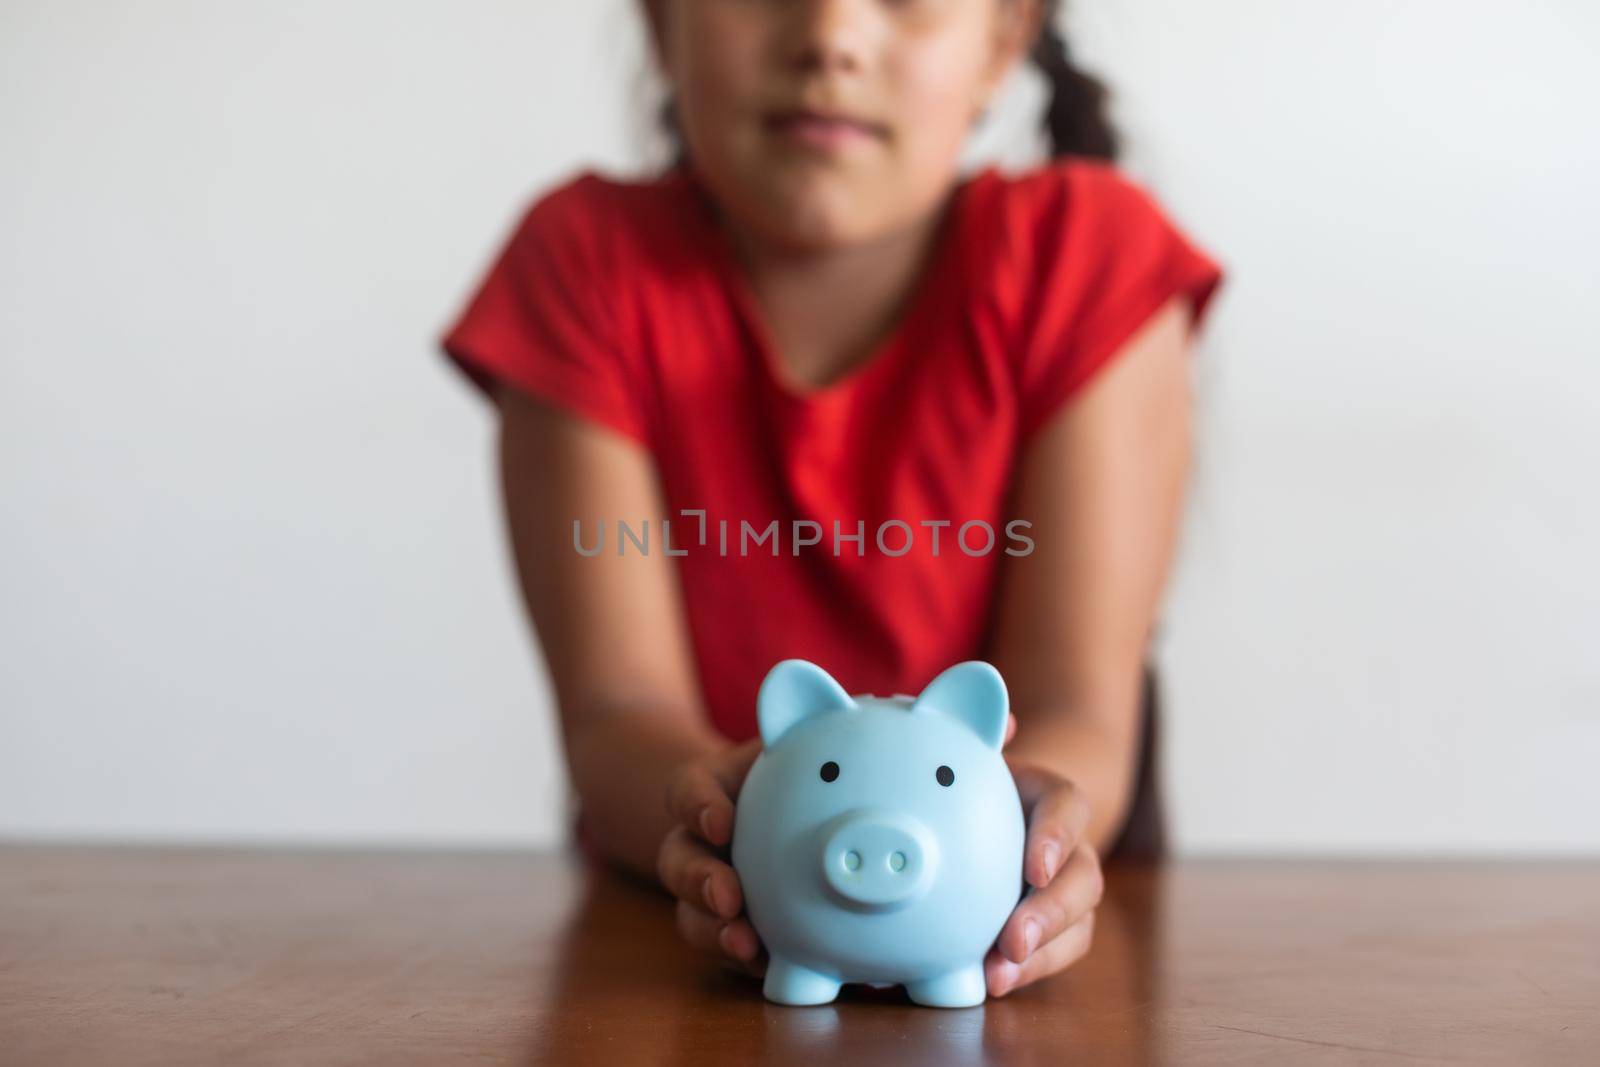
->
xmin=648 ymin=0 xmax=1034 ymax=253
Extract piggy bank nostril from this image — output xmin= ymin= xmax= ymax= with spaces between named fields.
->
xmin=843 ymin=850 xmax=862 ymax=872
xmin=889 ymin=851 xmax=907 ymax=873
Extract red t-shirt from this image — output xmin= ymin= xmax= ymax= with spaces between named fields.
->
xmin=441 ymin=159 xmax=1223 ymax=743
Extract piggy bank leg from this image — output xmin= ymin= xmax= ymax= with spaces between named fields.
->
xmin=763 ymin=956 xmax=842 ymax=1006
xmin=905 ymin=964 xmax=986 ymax=1008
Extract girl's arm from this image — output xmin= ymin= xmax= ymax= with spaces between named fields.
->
xmin=979 ymin=294 xmax=1197 ymax=996
xmin=496 ymin=386 xmax=722 ymax=878
xmin=989 ymin=294 xmax=1196 ymax=852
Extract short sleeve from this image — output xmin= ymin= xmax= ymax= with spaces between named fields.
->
xmin=439 ymin=175 xmax=654 ymax=450
xmin=1014 ymin=162 xmax=1224 ymax=441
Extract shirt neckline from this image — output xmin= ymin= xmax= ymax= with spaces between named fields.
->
xmin=674 ymin=164 xmax=994 ymax=409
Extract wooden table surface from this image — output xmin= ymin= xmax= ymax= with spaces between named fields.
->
xmin=1 ymin=846 xmax=1595 ymax=1065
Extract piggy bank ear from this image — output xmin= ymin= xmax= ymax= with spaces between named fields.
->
xmin=910 ymin=661 xmax=1009 ymax=750
xmin=757 ymin=659 xmax=856 ymax=746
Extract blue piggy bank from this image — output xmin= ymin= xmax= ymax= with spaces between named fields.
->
xmin=731 ymin=658 xmax=1025 ymax=1007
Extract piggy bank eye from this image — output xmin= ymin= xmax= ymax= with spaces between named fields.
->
xmin=820 ymin=761 xmax=840 ymax=782
xmin=936 ymin=765 xmax=955 ymax=787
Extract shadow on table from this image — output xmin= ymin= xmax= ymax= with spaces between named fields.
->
xmin=529 ymin=858 xmax=1166 ymax=1066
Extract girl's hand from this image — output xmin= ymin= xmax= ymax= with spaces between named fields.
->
xmin=656 ymin=739 xmax=766 ymax=975
xmin=986 ymin=714 xmax=1105 ymax=997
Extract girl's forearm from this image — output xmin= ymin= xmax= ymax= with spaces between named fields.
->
xmin=563 ymin=705 xmax=726 ymax=879
xmin=1006 ymin=704 xmax=1143 ymax=854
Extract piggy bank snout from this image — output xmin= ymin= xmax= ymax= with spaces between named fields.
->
xmin=820 ymin=809 xmax=939 ymax=910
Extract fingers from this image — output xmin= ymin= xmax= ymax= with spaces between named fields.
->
xmin=1002 ymin=712 xmax=1018 ymax=748
xmin=664 ymin=740 xmax=761 ymax=847
xmin=986 ymin=909 xmax=1094 ymax=998
xmin=995 ymin=843 xmax=1103 ymax=965
xmin=675 ymin=900 xmax=765 ymax=975
xmin=707 ymin=738 xmax=762 ymax=799
xmin=660 ymin=825 xmax=765 ymax=972
xmin=1011 ymin=766 xmax=1091 ymax=888
xmin=659 ymin=743 xmax=769 ymax=977
xmin=656 ymin=824 xmax=743 ymax=920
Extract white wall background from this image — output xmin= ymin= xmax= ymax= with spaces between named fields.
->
xmin=3 ymin=0 xmax=1596 ymax=853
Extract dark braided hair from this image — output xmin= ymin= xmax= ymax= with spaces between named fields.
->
xmin=1031 ymin=0 xmax=1118 ymax=160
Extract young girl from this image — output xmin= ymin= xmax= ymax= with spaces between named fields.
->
xmin=442 ymin=0 xmax=1221 ymax=999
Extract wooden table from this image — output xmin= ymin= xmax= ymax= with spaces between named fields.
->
xmin=1 ymin=846 xmax=1595 ymax=1065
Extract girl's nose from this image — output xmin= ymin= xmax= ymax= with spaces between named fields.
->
xmin=785 ymin=0 xmax=870 ymax=76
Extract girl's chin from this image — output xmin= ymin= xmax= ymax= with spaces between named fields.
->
xmin=705 ymin=155 xmax=910 ymax=253
xmin=766 ymin=214 xmax=864 ymax=254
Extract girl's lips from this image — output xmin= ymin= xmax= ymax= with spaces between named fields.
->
xmin=764 ymin=109 xmax=887 ymax=152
